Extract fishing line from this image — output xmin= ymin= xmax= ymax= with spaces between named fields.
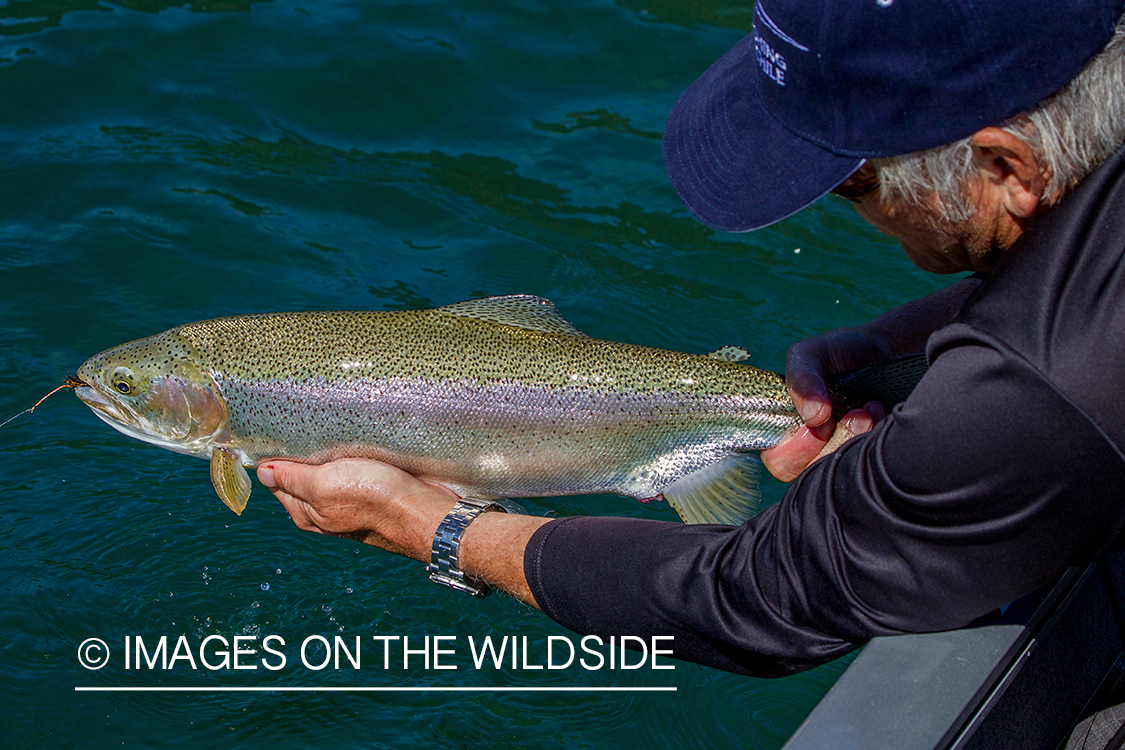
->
xmin=0 ymin=378 xmax=83 ymax=429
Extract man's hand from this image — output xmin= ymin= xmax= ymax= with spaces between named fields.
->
xmin=760 ymin=276 xmax=982 ymax=482
xmin=760 ymin=328 xmax=888 ymax=482
xmin=257 ymin=459 xmax=549 ymax=606
xmin=258 ymin=459 xmax=460 ymax=562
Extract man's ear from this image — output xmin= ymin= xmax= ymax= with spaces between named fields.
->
xmin=969 ymin=127 xmax=1049 ymax=219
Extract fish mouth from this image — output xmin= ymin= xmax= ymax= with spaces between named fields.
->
xmin=74 ymin=383 xmax=108 ymax=409
xmin=74 ymin=382 xmax=136 ymax=428
xmin=74 ymin=382 xmax=143 ymax=435
xmin=74 ymin=381 xmax=204 ymax=457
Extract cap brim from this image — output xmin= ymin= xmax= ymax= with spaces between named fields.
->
xmin=664 ymin=33 xmax=864 ymax=233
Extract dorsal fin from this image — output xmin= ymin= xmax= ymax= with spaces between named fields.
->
xmin=438 ymin=295 xmax=590 ymax=337
xmin=706 ymin=345 xmax=752 ymax=362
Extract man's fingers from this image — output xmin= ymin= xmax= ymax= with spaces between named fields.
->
xmin=258 ymin=459 xmax=407 ymax=504
xmin=761 ymin=420 xmax=836 ymax=482
xmin=270 ymin=488 xmax=324 ymax=534
xmin=841 ymin=409 xmax=874 ymax=436
xmin=257 ymin=460 xmax=307 ymax=494
xmin=810 ymin=408 xmax=876 ymax=461
xmin=761 ymin=404 xmax=885 ymax=482
xmin=864 ymin=400 xmax=888 ymax=422
xmin=786 ymin=362 xmax=832 ymax=427
xmin=255 ymin=458 xmax=457 ymax=556
xmin=793 ymin=387 xmax=831 ymax=426
xmin=257 ymin=461 xmax=352 ymax=531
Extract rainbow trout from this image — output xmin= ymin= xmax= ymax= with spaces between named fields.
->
xmin=74 ymin=295 xmax=924 ymax=524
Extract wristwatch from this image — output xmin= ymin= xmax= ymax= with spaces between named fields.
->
xmin=427 ymin=498 xmax=508 ymax=597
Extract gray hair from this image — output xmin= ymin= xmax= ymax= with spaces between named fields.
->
xmin=871 ymin=13 xmax=1125 ymax=221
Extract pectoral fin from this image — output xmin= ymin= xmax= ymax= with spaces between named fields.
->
xmin=210 ymin=446 xmax=251 ymax=515
xmin=662 ymin=453 xmax=762 ymax=525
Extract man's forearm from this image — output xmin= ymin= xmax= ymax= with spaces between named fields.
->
xmin=460 ymin=512 xmax=552 ymax=607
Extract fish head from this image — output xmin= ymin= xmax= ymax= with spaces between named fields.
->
xmin=75 ymin=332 xmax=228 ymax=457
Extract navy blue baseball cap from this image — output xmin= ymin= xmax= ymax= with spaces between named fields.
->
xmin=664 ymin=0 xmax=1125 ymax=232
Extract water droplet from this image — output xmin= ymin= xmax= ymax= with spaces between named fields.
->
xmin=251 ymin=601 xmax=260 ymax=609
xmin=345 ymin=586 xmax=353 ymax=594
xmin=261 ymin=582 xmax=270 ymax=591
xmin=275 ymin=568 xmax=282 ymax=575
xmin=321 ymin=604 xmax=332 ymax=613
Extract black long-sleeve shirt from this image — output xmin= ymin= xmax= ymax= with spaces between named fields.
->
xmin=524 ymin=146 xmax=1125 ymax=677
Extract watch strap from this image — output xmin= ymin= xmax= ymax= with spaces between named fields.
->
xmin=427 ymin=498 xmax=507 ymax=597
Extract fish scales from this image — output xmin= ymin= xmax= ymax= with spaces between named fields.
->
xmin=73 ymin=295 xmax=925 ymax=523
xmin=174 ymin=310 xmax=795 ymax=498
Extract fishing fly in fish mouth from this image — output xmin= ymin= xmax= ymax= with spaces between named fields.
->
xmin=57 ymin=295 xmax=924 ymax=525
xmin=0 ymin=378 xmax=85 ymax=430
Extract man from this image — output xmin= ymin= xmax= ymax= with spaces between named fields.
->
xmin=258 ymin=0 xmax=1125 ymax=676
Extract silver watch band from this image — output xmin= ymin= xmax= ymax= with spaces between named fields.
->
xmin=427 ymin=498 xmax=508 ymax=597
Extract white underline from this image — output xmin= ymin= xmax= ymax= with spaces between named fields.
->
xmin=75 ymin=686 xmax=676 ymax=693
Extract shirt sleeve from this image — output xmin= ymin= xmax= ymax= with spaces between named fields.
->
xmin=523 ymin=329 xmax=1125 ymax=677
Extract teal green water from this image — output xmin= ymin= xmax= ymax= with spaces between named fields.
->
xmin=0 ymin=1 xmax=951 ymax=748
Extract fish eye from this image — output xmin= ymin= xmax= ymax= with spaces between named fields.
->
xmin=109 ymin=367 xmax=136 ymax=396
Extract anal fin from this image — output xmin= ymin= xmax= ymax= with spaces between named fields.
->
xmin=210 ymin=446 xmax=251 ymax=515
xmin=662 ymin=453 xmax=762 ymax=525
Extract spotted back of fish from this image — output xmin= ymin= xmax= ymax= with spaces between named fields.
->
xmin=169 ymin=304 xmax=797 ymax=501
